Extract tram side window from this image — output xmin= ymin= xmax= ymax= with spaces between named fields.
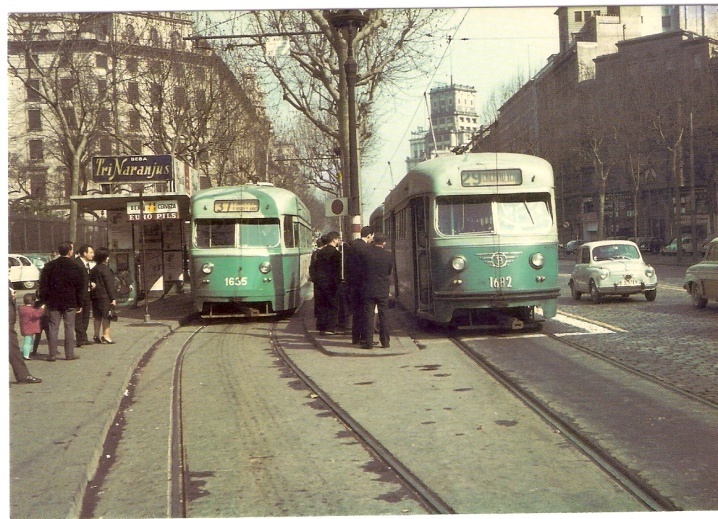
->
xmin=195 ymin=219 xmax=236 ymax=248
xmin=284 ymin=215 xmax=295 ymax=248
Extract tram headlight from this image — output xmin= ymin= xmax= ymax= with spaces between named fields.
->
xmin=259 ymin=261 xmax=272 ymax=274
xmin=450 ymin=255 xmax=466 ymax=272
xmin=529 ymin=252 xmax=544 ymax=270
xmin=201 ymin=262 xmax=214 ymax=274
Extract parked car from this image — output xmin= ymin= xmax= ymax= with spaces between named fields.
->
xmin=8 ymin=254 xmax=41 ymax=289
xmin=684 ymin=237 xmax=718 ymax=309
xmin=660 ymin=236 xmax=693 ymax=255
xmin=639 ymin=237 xmax=663 ymax=254
xmin=568 ymin=240 xmax=657 ymax=303
xmin=564 ymin=239 xmax=586 ymax=254
xmin=23 ymin=253 xmax=54 ymax=270
xmin=699 ymin=236 xmax=718 ymax=256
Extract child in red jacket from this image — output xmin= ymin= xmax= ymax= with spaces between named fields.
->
xmin=18 ymin=293 xmax=44 ymax=359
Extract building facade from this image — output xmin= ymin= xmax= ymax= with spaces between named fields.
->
xmin=7 ymin=11 xmax=268 ymax=220
xmin=469 ymin=5 xmax=718 ymax=245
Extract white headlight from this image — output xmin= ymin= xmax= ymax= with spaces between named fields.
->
xmin=451 ymin=256 xmax=466 ymax=272
xmin=645 ymin=267 xmax=655 ymax=277
xmin=529 ymin=252 xmax=544 ymax=269
xmin=201 ymin=262 xmax=214 ymax=274
xmin=259 ymin=261 xmax=272 ymax=274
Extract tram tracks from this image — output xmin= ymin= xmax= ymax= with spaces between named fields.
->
xmin=448 ymin=333 xmax=679 ymax=512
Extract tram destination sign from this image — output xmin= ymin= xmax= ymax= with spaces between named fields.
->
xmin=126 ymin=200 xmax=179 ymax=221
xmin=461 ymin=168 xmax=522 ymax=187
xmin=92 ymin=154 xmax=173 ymax=183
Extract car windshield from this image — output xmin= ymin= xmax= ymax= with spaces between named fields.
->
xmin=436 ymin=193 xmax=553 ymax=236
xmin=591 ymin=244 xmax=640 ymax=261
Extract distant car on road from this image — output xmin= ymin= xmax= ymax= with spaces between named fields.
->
xmin=660 ymin=236 xmax=693 ymax=255
xmin=568 ymin=240 xmax=657 ymax=303
xmin=8 ymin=254 xmax=41 ymax=289
xmin=684 ymin=237 xmax=718 ymax=309
xmin=638 ymin=237 xmax=662 ymax=254
xmin=564 ymin=239 xmax=586 ymax=254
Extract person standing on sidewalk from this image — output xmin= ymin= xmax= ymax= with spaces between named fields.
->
xmin=346 ymin=225 xmax=373 ymax=344
xmin=73 ymin=244 xmax=94 ymax=346
xmin=90 ymin=247 xmax=117 ymax=344
xmin=362 ymin=232 xmax=393 ymax=349
xmin=8 ymin=267 xmax=42 ymax=383
xmin=313 ymin=231 xmax=342 ymax=335
xmin=38 ymin=241 xmax=85 ymax=361
xmin=18 ymin=293 xmax=44 ymax=360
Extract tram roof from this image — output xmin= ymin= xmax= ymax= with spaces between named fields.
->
xmin=385 ymin=153 xmax=554 ymax=209
xmin=191 ymin=184 xmax=309 ymax=219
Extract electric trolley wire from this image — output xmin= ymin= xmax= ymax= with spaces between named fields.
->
xmin=364 ymin=9 xmax=470 ymax=208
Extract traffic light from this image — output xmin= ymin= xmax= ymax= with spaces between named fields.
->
xmin=325 ymin=197 xmax=348 ymax=217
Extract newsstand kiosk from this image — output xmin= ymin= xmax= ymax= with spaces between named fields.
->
xmin=72 ymin=154 xmax=201 ymax=311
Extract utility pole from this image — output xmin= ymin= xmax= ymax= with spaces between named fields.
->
xmin=328 ymin=9 xmax=368 ymax=240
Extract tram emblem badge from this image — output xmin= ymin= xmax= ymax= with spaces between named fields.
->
xmin=475 ymin=251 xmax=522 ymax=268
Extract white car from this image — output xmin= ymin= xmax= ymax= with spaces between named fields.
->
xmin=9 ymin=254 xmax=41 ymax=289
xmin=684 ymin=237 xmax=718 ymax=308
xmin=569 ymin=240 xmax=657 ymax=303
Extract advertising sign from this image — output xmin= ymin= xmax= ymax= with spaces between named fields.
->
xmin=92 ymin=155 xmax=173 ymax=183
xmin=127 ymin=200 xmax=179 ymax=222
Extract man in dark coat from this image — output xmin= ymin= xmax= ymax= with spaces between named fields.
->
xmin=38 ymin=241 xmax=85 ymax=361
xmin=73 ymin=244 xmax=94 ymax=346
xmin=362 ymin=232 xmax=393 ymax=349
xmin=345 ymin=225 xmax=374 ymax=344
xmin=312 ymin=231 xmax=342 ymax=334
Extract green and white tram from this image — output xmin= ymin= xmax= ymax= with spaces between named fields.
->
xmin=379 ymin=153 xmax=559 ymax=329
xmin=190 ymin=183 xmax=313 ymax=317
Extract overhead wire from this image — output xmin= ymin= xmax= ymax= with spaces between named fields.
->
xmin=364 ymin=8 xmax=470 ymax=211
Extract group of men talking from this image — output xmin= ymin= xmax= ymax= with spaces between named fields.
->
xmin=309 ymin=226 xmax=393 ymax=349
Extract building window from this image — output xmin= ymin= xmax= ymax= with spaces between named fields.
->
xmin=99 ymin=108 xmax=111 ymax=127
xmin=97 ymin=78 xmax=107 ymax=97
xmin=127 ymin=81 xmax=139 ymax=103
xmin=170 ymin=31 xmax=183 ymax=50
xmin=28 ymin=108 xmax=42 ymax=131
xmin=29 ymin=139 xmax=44 ymax=161
xmin=26 ymin=79 xmax=41 ymax=101
xmin=152 ymin=111 xmax=162 ymax=133
xmin=99 ymin=137 xmax=112 ymax=155
xmin=128 ymin=110 xmax=141 ymax=131
xmin=574 ymin=11 xmax=582 ymax=22
xmin=126 ymin=57 xmax=138 ymax=73
xmin=62 ymin=108 xmax=77 ymax=129
xmin=150 ymin=83 xmax=162 ymax=106
xmin=149 ymin=27 xmax=161 ymax=46
xmin=30 ymin=173 xmax=46 ymax=199
xmin=25 ymin=52 xmax=39 ymax=69
xmin=130 ymin=138 xmax=142 ymax=154
xmin=96 ymin=54 xmax=108 ymax=69
xmin=124 ymin=24 xmax=136 ymax=42
xmin=60 ymin=78 xmax=74 ymax=100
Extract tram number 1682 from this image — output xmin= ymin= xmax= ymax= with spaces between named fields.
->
xmin=489 ymin=276 xmax=512 ymax=288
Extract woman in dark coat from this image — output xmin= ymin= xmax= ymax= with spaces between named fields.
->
xmin=90 ymin=247 xmax=117 ymax=344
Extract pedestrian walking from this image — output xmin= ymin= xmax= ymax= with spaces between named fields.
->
xmin=73 ymin=244 xmax=95 ymax=346
xmin=312 ymin=231 xmax=342 ymax=334
xmin=8 ymin=265 xmax=42 ymax=383
xmin=38 ymin=241 xmax=85 ymax=361
xmin=346 ymin=225 xmax=374 ymax=344
xmin=362 ymin=232 xmax=393 ymax=349
xmin=90 ymin=247 xmax=117 ymax=344
xmin=18 ymin=293 xmax=44 ymax=360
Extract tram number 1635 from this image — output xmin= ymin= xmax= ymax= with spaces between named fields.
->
xmin=489 ymin=276 xmax=512 ymax=288
xmin=225 ymin=277 xmax=248 ymax=286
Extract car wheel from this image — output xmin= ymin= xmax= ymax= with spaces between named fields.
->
xmin=589 ymin=280 xmax=602 ymax=304
xmin=22 ymin=280 xmax=37 ymax=289
xmin=644 ymin=289 xmax=657 ymax=302
xmin=569 ymin=280 xmax=581 ymax=300
xmin=690 ymin=283 xmax=708 ymax=309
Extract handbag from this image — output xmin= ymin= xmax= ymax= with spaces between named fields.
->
xmin=107 ymin=308 xmax=118 ymax=322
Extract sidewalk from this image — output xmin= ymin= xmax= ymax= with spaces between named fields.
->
xmin=8 ymin=291 xmax=197 ymax=519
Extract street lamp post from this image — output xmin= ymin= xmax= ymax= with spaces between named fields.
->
xmin=328 ymin=9 xmax=368 ymax=239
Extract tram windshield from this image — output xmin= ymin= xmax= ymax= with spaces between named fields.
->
xmin=195 ymin=218 xmax=281 ymax=248
xmin=437 ymin=193 xmax=553 ymax=236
